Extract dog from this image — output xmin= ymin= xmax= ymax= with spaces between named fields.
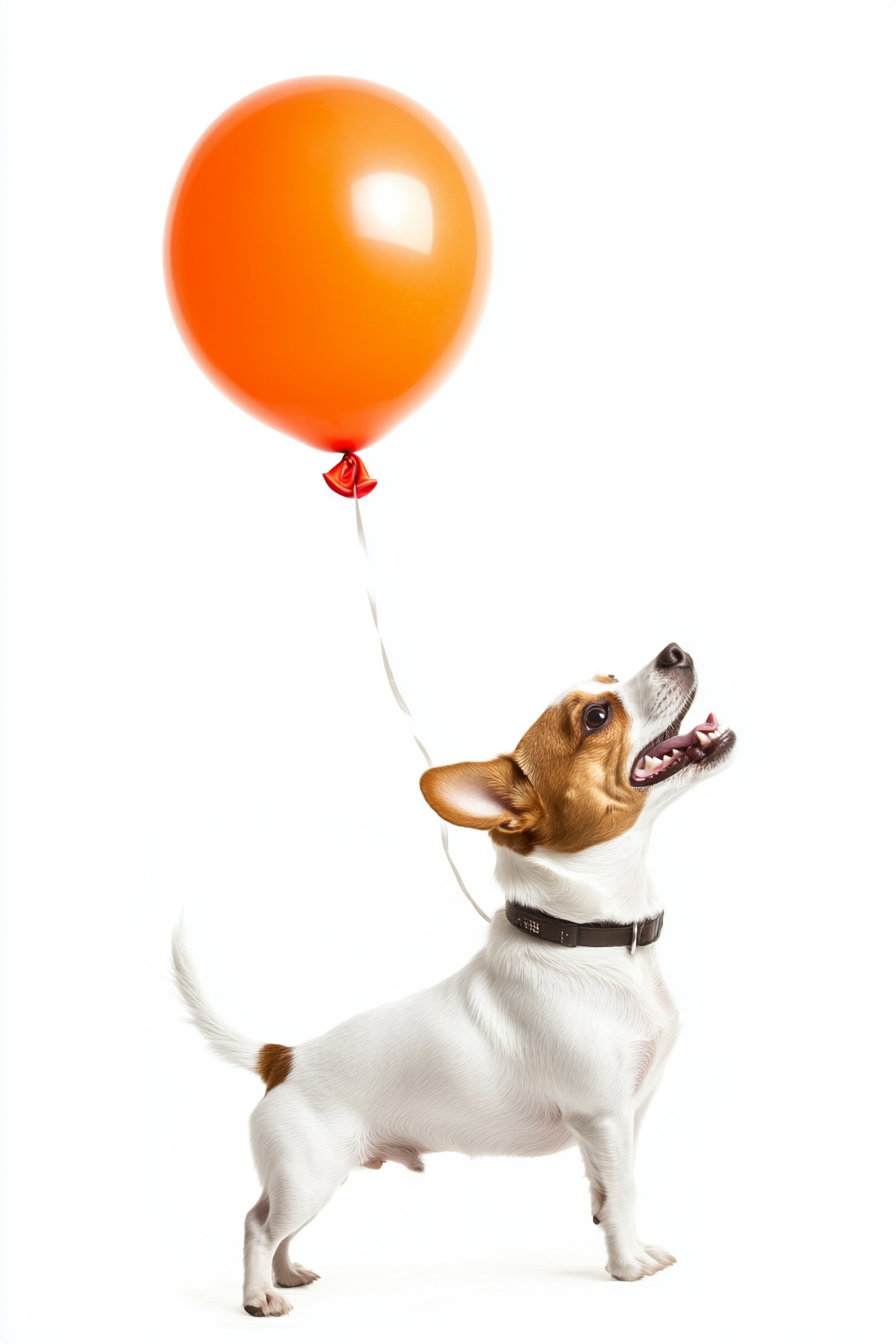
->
xmin=172 ymin=641 xmax=735 ymax=1315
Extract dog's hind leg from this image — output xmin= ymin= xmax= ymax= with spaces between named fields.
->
xmin=242 ymin=1095 xmax=356 ymax=1315
xmin=243 ymin=1164 xmax=344 ymax=1315
xmin=272 ymin=1234 xmax=320 ymax=1289
xmin=243 ymin=1192 xmax=292 ymax=1317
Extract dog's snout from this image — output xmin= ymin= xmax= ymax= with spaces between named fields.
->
xmin=655 ymin=643 xmax=691 ymax=670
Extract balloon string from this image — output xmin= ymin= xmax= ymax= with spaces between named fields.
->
xmin=353 ymin=488 xmax=491 ymax=923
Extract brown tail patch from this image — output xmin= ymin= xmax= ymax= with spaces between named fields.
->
xmin=257 ymin=1042 xmax=292 ymax=1094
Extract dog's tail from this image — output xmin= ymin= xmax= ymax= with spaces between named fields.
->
xmin=171 ymin=920 xmax=292 ymax=1093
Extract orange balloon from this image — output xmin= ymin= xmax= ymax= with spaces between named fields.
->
xmin=164 ymin=77 xmax=491 ymax=453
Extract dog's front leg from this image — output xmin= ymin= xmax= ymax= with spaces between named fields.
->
xmin=570 ymin=1112 xmax=676 ymax=1281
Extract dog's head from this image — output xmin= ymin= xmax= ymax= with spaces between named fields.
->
xmin=420 ymin=643 xmax=735 ymax=855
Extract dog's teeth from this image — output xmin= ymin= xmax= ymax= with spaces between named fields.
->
xmin=671 ymin=748 xmax=683 ymax=758
xmin=645 ymin=755 xmax=662 ymax=769
xmin=696 ymin=731 xmax=712 ymax=747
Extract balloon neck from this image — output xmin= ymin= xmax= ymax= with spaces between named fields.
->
xmin=322 ymin=451 xmax=378 ymax=498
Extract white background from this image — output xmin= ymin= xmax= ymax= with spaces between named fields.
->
xmin=1 ymin=2 xmax=894 ymax=1341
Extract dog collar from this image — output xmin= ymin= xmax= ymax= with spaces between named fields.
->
xmin=505 ymin=901 xmax=664 ymax=954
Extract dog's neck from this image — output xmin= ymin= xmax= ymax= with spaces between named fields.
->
xmin=492 ymin=825 xmax=658 ymax=926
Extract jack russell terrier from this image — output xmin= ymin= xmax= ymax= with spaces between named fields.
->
xmin=172 ymin=641 xmax=735 ymax=1315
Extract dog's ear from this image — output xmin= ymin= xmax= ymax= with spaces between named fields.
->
xmin=420 ymin=756 xmax=542 ymax=835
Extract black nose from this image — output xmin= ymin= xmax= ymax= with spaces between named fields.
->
xmin=656 ymin=643 xmax=691 ymax=670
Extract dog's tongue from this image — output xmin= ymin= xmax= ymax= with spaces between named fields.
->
xmin=653 ymin=711 xmax=718 ymax=756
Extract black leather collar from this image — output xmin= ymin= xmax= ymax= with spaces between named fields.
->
xmin=505 ymin=901 xmax=664 ymax=951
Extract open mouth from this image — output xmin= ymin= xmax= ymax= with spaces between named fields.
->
xmin=631 ymin=712 xmax=735 ymax=787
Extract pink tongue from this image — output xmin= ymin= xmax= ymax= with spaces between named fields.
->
xmin=649 ymin=711 xmax=717 ymax=757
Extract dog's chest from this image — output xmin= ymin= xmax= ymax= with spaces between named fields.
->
xmin=491 ymin=952 xmax=679 ymax=1106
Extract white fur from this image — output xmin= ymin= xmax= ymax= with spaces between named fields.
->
xmin=173 ymin=646 xmax=733 ymax=1312
xmin=171 ymin=919 xmax=261 ymax=1072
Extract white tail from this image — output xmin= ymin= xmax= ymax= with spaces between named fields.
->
xmin=171 ymin=920 xmax=262 ymax=1072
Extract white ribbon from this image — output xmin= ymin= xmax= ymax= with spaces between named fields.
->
xmin=353 ymin=490 xmax=491 ymax=923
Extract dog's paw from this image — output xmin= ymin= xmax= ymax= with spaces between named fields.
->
xmin=274 ymin=1263 xmax=320 ymax=1288
xmin=607 ymin=1242 xmax=676 ymax=1281
xmin=642 ymin=1243 xmax=676 ymax=1269
xmin=244 ymin=1290 xmax=294 ymax=1316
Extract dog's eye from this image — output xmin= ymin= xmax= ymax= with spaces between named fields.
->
xmin=583 ymin=703 xmax=611 ymax=732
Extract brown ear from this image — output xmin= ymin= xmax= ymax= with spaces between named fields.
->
xmin=420 ymin=756 xmax=542 ymax=835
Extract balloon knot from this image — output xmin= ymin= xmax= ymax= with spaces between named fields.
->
xmin=322 ymin=451 xmax=378 ymax=498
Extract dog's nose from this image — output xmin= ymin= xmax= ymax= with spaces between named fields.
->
xmin=655 ymin=643 xmax=691 ymax=670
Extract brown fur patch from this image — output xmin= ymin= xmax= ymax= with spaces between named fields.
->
xmin=496 ymin=690 xmax=646 ymax=854
xmin=257 ymin=1042 xmax=292 ymax=1094
xmin=420 ymin=689 xmax=646 ymax=856
xmin=593 ymin=674 xmax=618 ymax=684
